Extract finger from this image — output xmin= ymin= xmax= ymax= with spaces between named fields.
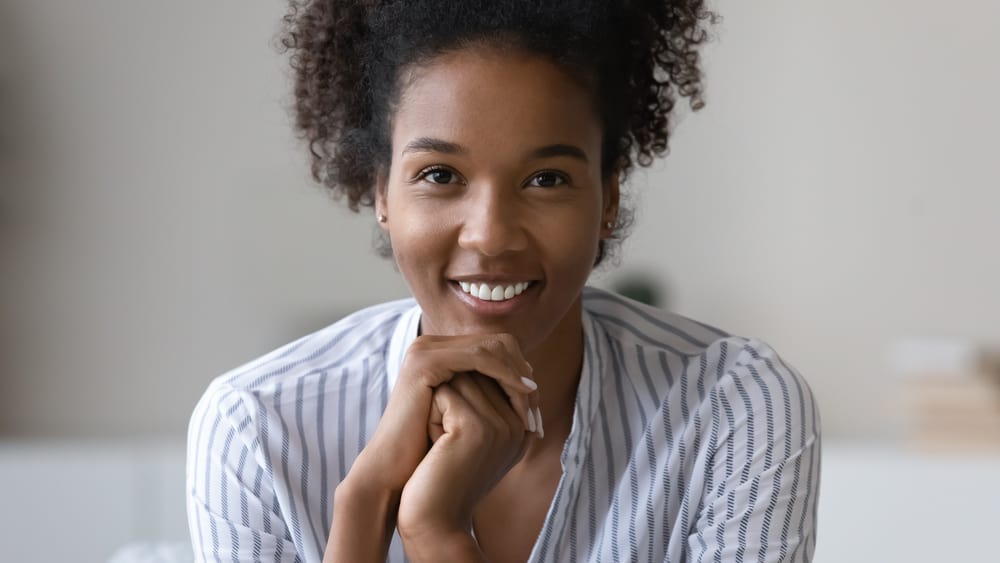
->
xmin=411 ymin=334 xmax=536 ymax=393
xmin=470 ymin=374 xmax=525 ymax=436
xmin=430 ymin=382 xmax=477 ymax=436
xmin=425 ymin=341 xmax=536 ymax=428
xmin=450 ymin=373 xmax=505 ymax=426
xmin=487 ymin=348 xmax=539 ymax=433
xmin=427 ymin=384 xmax=447 ymax=443
xmin=489 ymin=377 xmax=534 ymax=434
xmin=531 ymin=391 xmax=543 ymax=439
xmin=475 ymin=374 xmax=534 ymax=459
xmin=480 ymin=348 xmax=537 ymax=435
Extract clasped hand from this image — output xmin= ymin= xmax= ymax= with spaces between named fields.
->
xmin=343 ymin=333 xmax=542 ymax=558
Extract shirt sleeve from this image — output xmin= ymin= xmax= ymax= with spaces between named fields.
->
xmin=186 ymin=382 xmax=302 ymax=563
xmin=685 ymin=339 xmax=822 ymax=563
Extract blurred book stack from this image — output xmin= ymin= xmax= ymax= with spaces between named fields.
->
xmin=892 ymin=340 xmax=1000 ymax=452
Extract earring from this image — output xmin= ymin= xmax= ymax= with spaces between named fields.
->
xmin=377 ymin=213 xmax=387 ymax=223
xmin=605 ymin=220 xmax=614 ymax=229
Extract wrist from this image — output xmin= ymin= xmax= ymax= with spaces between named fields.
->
xmin=400 ymin=527 xmax=484 ymax=563
xmin=325 ymin=479 xmax=400 ymax=563
xmin=335 ymin=469 xmax=402 ymax=524
xmin=344 ymin=449 xmax=408 ymax=496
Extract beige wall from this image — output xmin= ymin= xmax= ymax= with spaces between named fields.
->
xmin=1 ymin=0 xmax=997 ymax=440
xmin=614 ymin=0 xmax=1000 ymax=440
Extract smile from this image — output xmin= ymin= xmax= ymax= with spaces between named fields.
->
xmin=457 ymin=281 xmax=532 ymax=302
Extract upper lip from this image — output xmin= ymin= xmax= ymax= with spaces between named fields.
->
xmin=449 ymin=275 xmax=536 ymax=283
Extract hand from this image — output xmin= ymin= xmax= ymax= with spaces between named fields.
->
xmin=396 ymin=372 xmax=533 ymax=555
xmin=344 ymin=333 xmax=540 ymax=497
xmin=327 ymin=335 xmax=539 ymax=562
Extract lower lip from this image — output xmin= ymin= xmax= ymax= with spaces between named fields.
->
xmin=450 ymin=282 xmax=535 ymax=315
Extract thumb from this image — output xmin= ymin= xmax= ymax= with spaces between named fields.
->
xmin=427 ymin=383 xmax=450 ymax=443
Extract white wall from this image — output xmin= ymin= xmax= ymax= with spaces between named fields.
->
xmin=612 ymin=0 xmax=1000 ymax=440
xmin=0 ymin=0 xmax=409 ymax=438
xmin=1 ymin=0 xmax=998 ymax=443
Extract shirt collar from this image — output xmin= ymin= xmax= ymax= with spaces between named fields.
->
xmin=386 ymin=300 xmax=422 ymax=392
xmin=560 ymin=302 xmax=606 ymax=470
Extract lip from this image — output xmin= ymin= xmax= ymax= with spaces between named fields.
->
xmin=450 ymin=274 xmax=536 ymax=284
xmin=449 ymin=280 xmax=537 ymax=315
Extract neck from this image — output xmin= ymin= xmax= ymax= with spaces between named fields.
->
xmin=522 ymin=296 xmax=584 ymax=461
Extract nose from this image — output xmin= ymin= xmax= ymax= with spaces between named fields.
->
xmin=456 ymin=185 xmax=528 ymax=257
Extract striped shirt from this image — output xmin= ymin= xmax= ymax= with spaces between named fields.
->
xmin=186 ymin=286 xmax=821 ymax=562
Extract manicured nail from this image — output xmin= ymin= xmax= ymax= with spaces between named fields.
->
xmin=520 ymin=377 xmax=538 ymax=391
xmin=534 ymin=408 xmax=544 ymax=439
xmin=526 ymin=408 xmax=537 ymax=433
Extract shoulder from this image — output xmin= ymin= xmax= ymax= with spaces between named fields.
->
xmin=711 ymin=336 xmax=821 ymax=446
xmin=582 ymin=286 xmax=819 ymax=436
xmin=190 ymin=297 xmax=417 ymax=426
xmin=582 ymin=285 xmax=731 ymax=356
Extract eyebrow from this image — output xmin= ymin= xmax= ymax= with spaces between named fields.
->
xmin=401 ymin=137 xmax=589 ymax=163
xmin=530 ymin=143 xmax=589 ymax=163
xmin=401 ymin=137 xmax=466 ymax=156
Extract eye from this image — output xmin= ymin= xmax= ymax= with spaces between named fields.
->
xmin=528 ymin=171 xmax=568 ymax=188
xmin=417 ymin=166 xmax=461 ymax=185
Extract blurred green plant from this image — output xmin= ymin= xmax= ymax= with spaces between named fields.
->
xmin=611 ymin=273 xmax=663 ymax=308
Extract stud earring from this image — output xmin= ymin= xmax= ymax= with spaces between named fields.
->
xmin=377 ymin=213 xmax=387 ymax=223
xmin=605 ymin=220 xmax=614 ymax=229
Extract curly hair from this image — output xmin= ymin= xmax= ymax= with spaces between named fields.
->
xmin=279 ymin=0 xmax=717 ymax=265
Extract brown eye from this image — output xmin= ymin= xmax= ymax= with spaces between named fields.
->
xmin=419 ymin=167 xmax=458 ymax=184
xmin=528 ymin=171 xmax=568 ymax=188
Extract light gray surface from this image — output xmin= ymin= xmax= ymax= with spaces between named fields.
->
xmin=107 ymin=543 xmax=192 ymax=563
xmin=2 ymin=440 xmax=997 ymax=562
xmin=0 ymin=441 xmax=188 ymax=563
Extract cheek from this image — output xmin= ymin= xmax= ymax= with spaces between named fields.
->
xmin=386 ymin=209 xmax=453 ymax=280
xmin=539 ymin=210 xmax=602 ymax=275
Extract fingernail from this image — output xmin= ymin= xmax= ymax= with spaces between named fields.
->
xmin=534 ymin=408 xmax=544 ymax=439
xmin=526 ymin=408 xmax=537 ymax=433
xmin=520 ymin=376 xmax=538 ymax=391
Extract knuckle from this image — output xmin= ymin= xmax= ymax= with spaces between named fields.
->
xmin=457 ymin=413 xmax=486 ymax=434
xmin=495 ymin=333 xmax=518 ymax=349
xmin=409 ymin=335 xmax=431 ymax=352
xmin=414 ymin=367 xmax=438 ymax=387
xmin=400 ymin=341 xmax=429 ymax=370
xmin=398 ymin=354 xmax=428 ymax=382
xmin=399 ymin=360 xmax=443 ymax=389
xmin=479 ymin=337 xmax=504 ymax=356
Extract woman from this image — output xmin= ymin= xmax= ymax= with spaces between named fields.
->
xmin=186 ymin=1 xmax=821 ymax=562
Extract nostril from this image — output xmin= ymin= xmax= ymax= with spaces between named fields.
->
xmin=457 ymin=223 xmax=528 ymax=256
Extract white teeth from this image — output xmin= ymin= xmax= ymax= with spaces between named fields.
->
xmin=457 ymin=281 xmax=531 ymax=302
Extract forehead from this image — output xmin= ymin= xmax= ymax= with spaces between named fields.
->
xmin=391 ymin=49 xmax=603 ymax=155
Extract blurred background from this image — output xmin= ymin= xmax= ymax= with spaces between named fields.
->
xmin=1 ymin=0 xmax=998 ymax=561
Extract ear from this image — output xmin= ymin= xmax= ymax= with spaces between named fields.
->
xmin=375 ymin=169 xmax=389 ymax=231
xmin=601 ymin=167 xmax=621 ymax=238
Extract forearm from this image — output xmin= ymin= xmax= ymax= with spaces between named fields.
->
xmin=324 ymin=478 xmax=399 ymax=563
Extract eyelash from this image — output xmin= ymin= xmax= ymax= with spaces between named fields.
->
xmin=415 ymin=166 xmax=461 ymax=185
xmin=414 ymin=166 xmax=570 ymax=187
xmin=527 ymin=170 xmax=569 ymax=187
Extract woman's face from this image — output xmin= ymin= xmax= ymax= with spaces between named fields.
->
xmin=377 ymin=48 xmax=618 ymax=354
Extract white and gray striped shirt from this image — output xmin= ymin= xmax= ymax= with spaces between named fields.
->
xmin=187 ymin=286 xmax=820 ymax=562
